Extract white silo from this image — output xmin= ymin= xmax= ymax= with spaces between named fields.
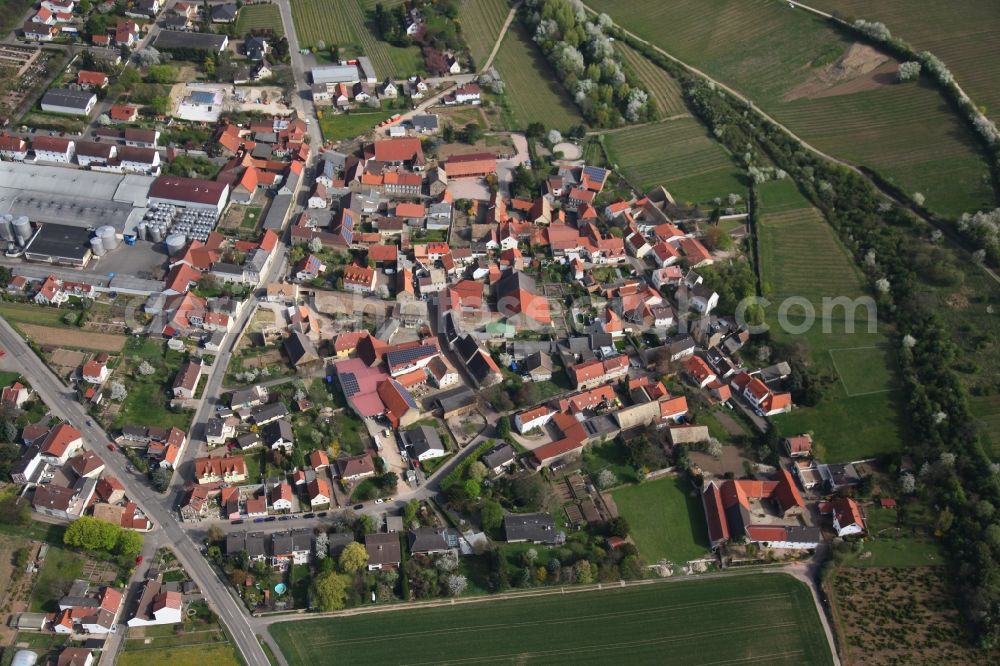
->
xmin=90 ymin=236 xmax=107 ymax=257
xmin=12 ymin=216 xmax=31 ymax=245
xmin=97 ymin=225 xmax=119 ymax=251
xmin=165 ymin=233 xmax=187 ymax=256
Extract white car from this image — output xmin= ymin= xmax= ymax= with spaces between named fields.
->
xmin=375 ymin=498 xmax=384 ymax=504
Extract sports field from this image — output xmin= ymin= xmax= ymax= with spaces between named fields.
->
xmin=290 ymin=0 xmax=422 ymax=78
xmin=807 ymin=0 xmax=1000 ymax=129
xmin=459 ymin=0 xmax=511 ymax=69
xmin=612 ymin=477 xmax=710 ymax=563
xmin=603 ymin=117 xmax=745 ymax=203
xmin=493 ymin=21 xmax=584 ymax=132
xmin=270 ymin=574 xmax=834 ymax=665
xmin=587 ymin=0 xmax=995 ymax=218
xmin=235 ymin=4 xmax=284 ymax=37
xmin=756 ymin=180 xmax=904 ymax=461
xmin=616 ymin=42 xmax=688 ymax=118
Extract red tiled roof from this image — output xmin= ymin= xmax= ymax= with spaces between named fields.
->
xmin=373 ymin=137 xmax=423 ymax=163
xmin=833 ymin=497 xmax=864 ymax=531
xmin=41 ymin=423 xmax=81 ymax=458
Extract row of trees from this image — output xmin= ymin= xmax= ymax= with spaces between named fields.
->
xmin=64 ymin=516 xmax=144 ymax=559
xmin=637 ymin=34 xmax=1000 ymax=647
xmin=522 ymin=0 xmax=652 ymax=127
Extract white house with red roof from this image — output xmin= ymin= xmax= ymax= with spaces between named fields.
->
xmin=729 ymin=372 xmax=793 ymax=416
xmin=81 ymin=353 xmax=110 ymax=384
xmin=831 ymin=497 xmax=865 ymax=537
xmin=0 ymin=134 xmax=28 ymax=160
xmin=515 ymin=405 xmax=555 ymax=434
xmin=127 ymin=579 xmax=182 ymax=627
xmin=1 ymin=382 xmax=31 ymax=409
xmin=33 ymin=275 xmax=70 ymax=306
xmin=684 ymin=355 xmax=717 ymax=389
xmin=39 ymin=423 xmax=83 ymax=464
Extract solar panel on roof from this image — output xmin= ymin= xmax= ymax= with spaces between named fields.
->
xmin=582 ymin=165 xmax=608 ymax=180
xmin=386 ymin=345 xmax=436 ymax=368
xmin=393 ymin=381 xmax=419 ymax=409
xmin=339 ymin=372 xmax=360 ymax=397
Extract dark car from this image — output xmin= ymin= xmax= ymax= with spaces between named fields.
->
xmin=278 ymin=516 xmax=291 ymax=521
xmin=231 ymin=519 xmax=243 ymax=525
xmin=265 ymin=516 xmax=277 ymax=522
xmin=253 ymin=518 xmax=265 ymax=523
xmin=303 ymin=513 xmax=315 ymax=519
xmin=317 ymin=512 xmax=327 ymax=518
xmin=353 ymin=504 xmax=363 ymax=510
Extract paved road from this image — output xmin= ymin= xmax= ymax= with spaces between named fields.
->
xmin=273 ymin=0 xmax=323 ymax=148
xmin=170 ymin=248 xmax=288 ymax=493
xmin=0 ymin=318 xmax=270 ymax=666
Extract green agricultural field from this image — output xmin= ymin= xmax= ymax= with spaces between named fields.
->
xmin=587 ymin=0 xmax=995 ymax=218
xmin=459 ymin=0 xmax=511 ymax=69
xmin=270 ymin=573 xmax=833 ymax=666
xmin=807 ymin=0 xmax=1000 ymax=130
xmin=603 ymin=117 xmax=746 ymax=203
xmin=290 ymin=0 xmax=423 ymax=78
xmin=0 ymin=302 xmax=72 ymax=327
xmin=970 ymin=394 xmax=1000 ymax=457
xmin=118 ymin=642 xmax=240 ymax=666
xmin=235 ymin=4 xmax=284 ymax=37
xmin=616 ymin=42 xmax=688 ymax=118
xmin=757 ymin=180 xmax=905 ymax=461
xmin=493 ymin=21 xmax=584 ymax=132
xmin=318 ymin=108 xmax=398 ymax=142
xmin=612 ymin=477 xmax=710 ymax=563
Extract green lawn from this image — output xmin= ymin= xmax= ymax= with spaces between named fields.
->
xmin=837 ymin=535 xmax=943 ymax=568
xmin=969 ymin=394 xmax=1000 ymax=456
xmin=289 ymin=563 xmax=311 ymax=608
xmin=112 ymin=381 xmax=193 ymax=431
xmin=603 ymin=118 xmax=746 ymax=203
xmin=332 ymin=410 xmax=367 ymax=454
xmin=270 ymin=573 xmax=833 ymax=665
xmin=30 ymin=545 xmax=85 ymax=612
xmin=492 ymin=21 xmax=584 ymax=132
xmin=241 ymin=207 xmax=263 ymax=230
xmin=318 ymin=108 xmax=398 ymax=142
xmin=757 ymin=180 xmax=905 ymax=461
xmin=0 ymin=301 xmax=71 ymax=327
xmin=582 ymin=440 xmax=639 ymax=485
xmin=118 ymin=642 xmax=241 ymax=666
xmin=236 ymin=4 xmax=284 ymax=37
xmin=612 ymin=477 xmax=710 ymax=564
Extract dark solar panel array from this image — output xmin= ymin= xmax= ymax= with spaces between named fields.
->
xmin=582 ymin=165 xmax=608 ymax=181
xmin=393 ymin=380 xmax=419 ymax=409
xmin=340 ymin=372 xmax=360 ymax=397
xmin=386 ymin=344 xmax=436 ymax=367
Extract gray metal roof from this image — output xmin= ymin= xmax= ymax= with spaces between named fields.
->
xmin=41 ymin=88 xmax=95 ymax=110
xmin=262 ymin=193 xmax=292 ymax=230
xmin=311 ymin=64 xmax=360 ymax=85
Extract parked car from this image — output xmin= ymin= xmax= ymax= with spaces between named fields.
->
xmin=303 ymin=513 xmax=315 ymax=519
xmin=231 ymin=519 xmax=243 ymax=525
xmin=107 ymin=443 xmax=116 ymax=451
xmin=253 ymin=517 xmax=265 ymax=523
xmin=375 ymin=498 xmax=384 ymax=504
xmin=135 ymin=555 xmax=144 ymax=565
xmin=265 ymin=516 xmax=277 ymax=522
xmin=353 ymin=504 xmax=364 ymax=510
xmin=317 ymin=512 xmax=327 ymax=518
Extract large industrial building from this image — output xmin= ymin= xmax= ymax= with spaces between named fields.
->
xmin=0 ymin=163 xmax=154 ymax=235
xmin=40 ymin=88 xmax=97 ymax=116
xmin=22 ymin=223 xmax=93 ymax=267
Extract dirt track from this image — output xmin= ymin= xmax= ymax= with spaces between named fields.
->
xmin=21 ymin=323 xmax=127 ymax=352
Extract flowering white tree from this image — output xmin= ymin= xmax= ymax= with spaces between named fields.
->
xmin=314 ymin=532 xmax=328 ymax=560
xmin=900 ymin=472 xmax=916 ymax=494
xmin=446 ymin=574 xmax=468 ymax=596
xmin=138 ymin=361 xmax=156 ymax=376
xmin=110 ymin=381 xmax=128 ymax=402
xmin=597 ymin=469 xmax=617 ymax=489
xmin=706 ymin=438 xmax=723 ymax=458
xmin=547 ymin=129 xmax=563 ymax=145
xmin=913 ymin=192 xmax=926 ymax=206
xmin=897 ymin=61 xmax=921 ymax=82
